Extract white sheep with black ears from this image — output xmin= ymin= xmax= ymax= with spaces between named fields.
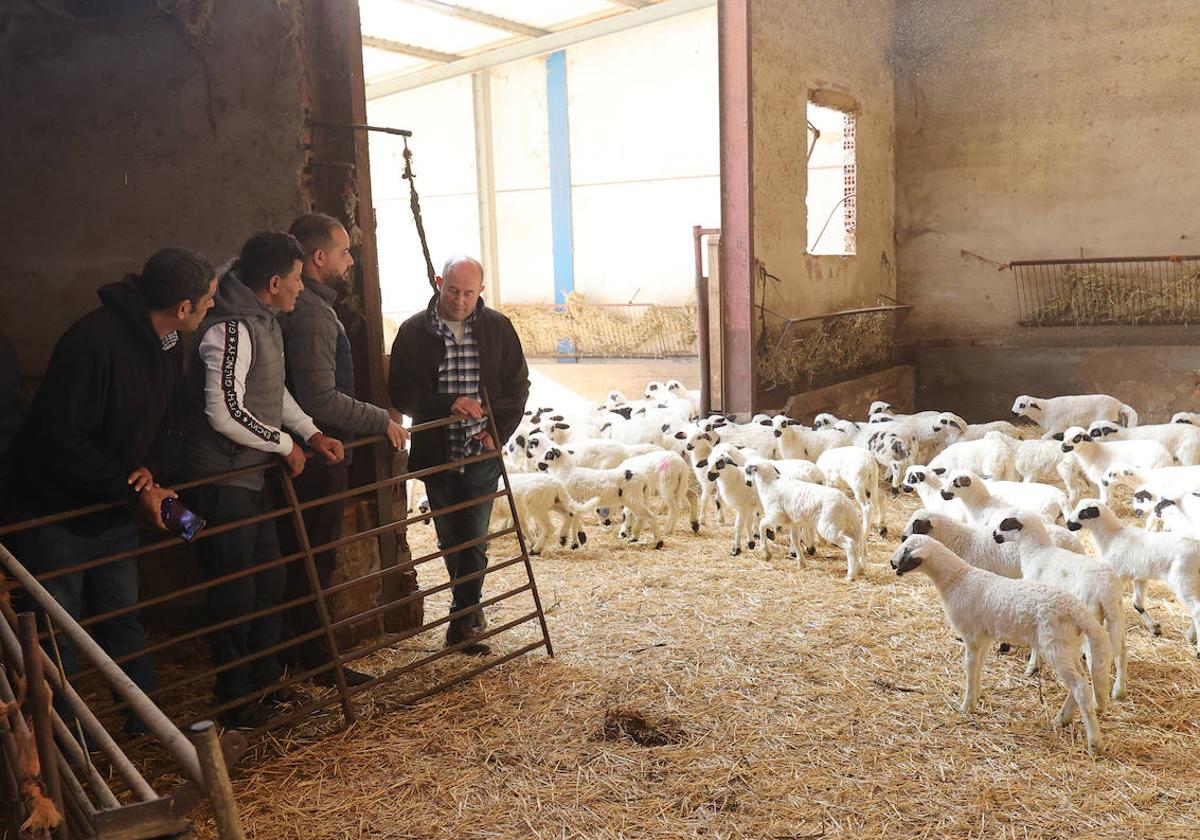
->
xmin=817 ymin=446 xmax=886 ymax=537
xmin=1059 ymin=425 xmax=1175 ymax=504
xmin=928 ymin=433 xmax=1017 ymax=482
xmin=1087 ymin=419 xmax=1200 ymax=466
xmin=1067 ymin=498 xmax=1200 ymax=654
xmin=535 ymin=446 xmax=664 ymax=548
xmin=493 ymin=472 xmax=588 ymax=555
xmin=703 ymin=443 xmax=764 ymax=556
xmin=665 ymin=379 xmax=702 ymax=415
xmin=1100 ymin=462 xmax=1200 ymax=501
xmin=939 ymin=468 xmax=1070 ymax=524
xmin=743 ymin=459 xmax=866 ymax=580
xmin=901 ymin=465 xmax=964 ymax=520
xmin=1171 ymin=411 xmax=1200 ymax=427
xmin=932 ymin=412 xmax=1027 ymax=443
xmin=1012 ymin=394 xmax=1139 ymax=440
xmin=992 ymin=512 xmax=1127 ymax=703
xmin=890 ymin=535 xmax=1111 ymax=754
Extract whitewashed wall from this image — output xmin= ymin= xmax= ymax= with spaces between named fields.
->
xmin=367 ymin=6 xmax=718 ymax=327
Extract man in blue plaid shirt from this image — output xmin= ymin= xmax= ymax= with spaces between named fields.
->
xmin=390 ymin=255 xmax=529 ymax=655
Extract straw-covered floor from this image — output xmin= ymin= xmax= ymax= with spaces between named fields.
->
xmin=197 ymin=489 xmax=1200 ymax=839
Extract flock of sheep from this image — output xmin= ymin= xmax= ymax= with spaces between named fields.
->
xmin=468 ymin=383 xmax=1200 ymax=756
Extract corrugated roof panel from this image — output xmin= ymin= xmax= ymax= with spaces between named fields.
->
xmin=359 ymin=0 xmax=518 ymax=54
xmin=361 ymin=46 xmax=429 ymax=79
xmin=457 ymin=0 xmax=622 ymax=28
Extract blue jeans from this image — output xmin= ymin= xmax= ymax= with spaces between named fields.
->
xmin=26 ymin=521 xmax=157 ymax=699
xmin=424 ymin=459 xmax=503 ymax=624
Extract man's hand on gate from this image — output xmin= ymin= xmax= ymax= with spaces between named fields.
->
xmin=282 ymin=436 xmax=307 ymax=477
xmin=387 ymin=420 xmax=410 ymax=450
xmin=451 ymin=396 xmax=484 ymax=420
xmin=308 ymin=432 xmax=345 ymax=464
xmin=137 ymin=484 xmax=177 ymax=531
xmin=473 ymin=429 xmax=496 ymax=451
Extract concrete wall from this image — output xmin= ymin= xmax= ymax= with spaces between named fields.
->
xmin=0 ymin=0 xmax=309 ymax=376
xmin=894 ymin=0 xmax=1200 ymax=417
xmin=750 ymin=0 xmax=897 ymax=324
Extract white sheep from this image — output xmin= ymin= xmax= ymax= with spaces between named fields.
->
xmin=599 ymin=414 xmax=669 ymax=446
xmin=901 ymin=465 xmax=964 ymax=520
xmin=1171 ymin=411 xmax=1200 ymax=427
xmin=1087 ymin=420 xmax=1200 ymax=466
xmin=773 ymin=417 xmax=854 ymax=461
xmin=665 ymin=379 xmax=702 ymax=414
xmin=890 ymin=535 xmax=1110 ymax=754
xmin=525 ymin=432 xmax=658 ymax=470
xmin=675 ymin=427 xmax=724 ymax=526
xmin=744 ymin=459 xmax=866 ymax=580
xmin=712 ymin=419 xmax=780 ymax=458
xmin=816 ymin=445 xmax=886 ymax=537
xmin=903 ymin=509 xmax=1021 ymax=579
xmin=535 ymin=446 xmax=664 ymax=549
xmin=494 ymin=473 xmax=587 ymax=555
xmin=928 ymin=433 xmax=1016 ymax=481
xmin=933 ymin=412 xmax=1028 ymax=442
xmin=992 ymin=513 xmax=1127 ymax=702
xmin=1059 ymin=426 xmax=1175 ymax=504
xmin=1100 ymin=462 xmax=1200 ymax=501
xmin=939 ymin=468 xmax=1069 ymax=524
xmin=618 ymin=449 xmax=699 ymax=536
xmin=1067 ymin=499 xmax=1200 ymax=654
xmin=703 ymin=443 xmax=764 ymax=556
xmin=1012 ymin=394 xmax=1139 ymax=439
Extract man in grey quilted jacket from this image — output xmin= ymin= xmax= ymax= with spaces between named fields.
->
xmin=280 ymin=214 xmax=408 ymax=686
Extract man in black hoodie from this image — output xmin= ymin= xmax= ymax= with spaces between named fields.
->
xmin=6 ymin=248 xmax=217 ymax=730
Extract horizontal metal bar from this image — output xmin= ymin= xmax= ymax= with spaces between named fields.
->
xmin=309 ymin=120 xmax=412 ymax=138
xmin=378 ymin=638 xmax=547 ymax=707
xmin=1006 ymin=254 xmax=1200 ymax=267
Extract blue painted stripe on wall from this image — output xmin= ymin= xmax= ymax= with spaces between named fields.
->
xmin=546 ymin=50 xmax=575 ymax=306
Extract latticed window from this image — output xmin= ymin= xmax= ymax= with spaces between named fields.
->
xmin=806 ymin=93 xmax=857 ymax=256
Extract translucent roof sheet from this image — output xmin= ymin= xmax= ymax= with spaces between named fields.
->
xmin=360 ymin=0 xmax=656 ymax=84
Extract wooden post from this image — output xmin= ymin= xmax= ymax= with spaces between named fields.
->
xmin=189 ymin=722 xmax=245 ymax=840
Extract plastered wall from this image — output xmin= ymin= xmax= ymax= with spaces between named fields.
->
xmin=0 ymin=0 xmax=309 ymax=376
xmin=750 ymin=0 xmax=897 ymax=326
xmin=893 ymin=0 xmax=1200 ymax=419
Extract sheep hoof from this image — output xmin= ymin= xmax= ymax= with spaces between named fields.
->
xmin=1112 ymin=685 xmax=1127 ymax=701
xmin=602 ymin=519 xmax=612 ymax=527
xmin=806 ymin=546 xmax=816 ymax=556
xmin=765 ymin=528 xmax=775 ymax=541
xmin=570 ymin=542 xmax=579 ymax=550
xmin=747 ymin=540 xmax=756 ymax=549
xmin=691 ymin=521 xmax=700 ymax=533
xmin=559 ymin=536 xmax=568 ymax=546
xmin=891 ymin=488 xmax=899 ymax=498
xmin=1088 ymin=738 xmax=1106 ymax=756
xmin=731 ymin=547 xmax=741 ymax=556
xmin=578 ymin=531 xmax=588 ymax=545
xmin=878 ymin=527 xmax=888 ymax=538
xmin=998 ymin=643 xmax=1012 ymax=654
xmin=654 ymin=540 xmax=664 ymax=550
xmin=1152 ymin=625 xmax=1163 ymax=637
xmin=529 ymin=549 xmax=541 ymax=557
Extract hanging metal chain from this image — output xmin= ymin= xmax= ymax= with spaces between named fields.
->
xmin=402 ymin=137 xmax=439 ymax=293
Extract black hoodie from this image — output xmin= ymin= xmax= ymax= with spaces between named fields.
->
xmin=7 ymin=278 xmax=182 ymax=532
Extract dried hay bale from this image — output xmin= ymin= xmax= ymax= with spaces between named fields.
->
xmin=758 ymin=310 xmax=893 ymax=393
xmin=504 ymin=293 xmax=697 ymax=358
xmin=1032 ymin=266 xmax=1200 ymax=325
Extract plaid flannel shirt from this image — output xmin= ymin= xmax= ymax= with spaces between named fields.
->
xmin=434 ymin=310 xmax=486 ymax=470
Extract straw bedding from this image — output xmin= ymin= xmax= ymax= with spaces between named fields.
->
xmin=195 ymin=489 xmax=1200 ymax=839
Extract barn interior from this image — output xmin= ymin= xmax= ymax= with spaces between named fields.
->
xmin=2 ymin=0 xmax=1200 ymax=837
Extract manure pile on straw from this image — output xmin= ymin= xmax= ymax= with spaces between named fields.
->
xmin=758 ymin=310 xmax=893 ymax=393
xmin=195 ymin=491 xmax=1200 ymax=839
xmin=504 ymin=293 xmax=697 ymax=358
xmin=1031 ymin=266 xmax=1200 ymax=325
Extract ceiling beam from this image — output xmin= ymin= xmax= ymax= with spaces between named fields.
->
xmin=607 ymin=0 xmax=651 ymax=8
xmin=398 ymin=0 xmax=550 ymax=38
xmin=361 ymin=35 xmax=462 ymax=63
xmin=368 ymin=0 xmax=713 ymax=98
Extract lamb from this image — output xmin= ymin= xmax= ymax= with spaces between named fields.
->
xmin=864 ymin=426 xmax=917 ymax=495
xmin=869 ymin=412 xmax=959 ymax=464
xmin=932 ymin=412 xmax=1027 ymax=442
xmin=711 ymin=419 xmax=780 ymax=458
xmin=524 ymin=433 xmax=658 ymax=470
xmin=535 ymin=447 xmax=664 ymax=549
xmin=1100 ymin=462 xmax=1200 ymax=501
xmin=665 ymin=379 xmax=702 ymax=415
xmin=493 ymin=472 xmax=587 ymax=555
xmin=890 ymin=535 xmax=1110 ymax=754
xmin=1011 ymin=394 xmax=1139 ymax=439
xmin=928 ymin=433 xmax=1016 ymax=481
xmin=743 ymin=459 xmax=866 ymax=580
xmin=1087 ymin=420 xmax=1200 ymax=466
xmin=816 ymin=446 xmax=885 ymax=537
xmin=903 ymin=510 xmax=1022 ymax=579
xmin=675 ymin=427 xmax=723 ymax=526
xmin=618 ymin=449 xmax=699 ymax=536
xmin=1067 ymin=499 xmax=1200 ymax=654
xmin=938 ymin=468 xmax=1069 ymax=524
xmin=992 ymin=513 xmax=1127 ymax=702
xmin=703 ymin=443 xmax=764 ymax=556
xmin=773 ymin=417 xmax=854 ymax=461
xmin=1059 ymin=426 xmax=1175 ymax=504
xmin=1171 ymin=411 xmax=1200 ymax=427
xmin=901 ymin=465 xmax=964 ymax=520
xmin=599 ymin=414 xmax=670 ymax=446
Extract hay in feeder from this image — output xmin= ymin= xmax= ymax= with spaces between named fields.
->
xmin=1032 ymin=266 xmax=1200 ymax=325
xmin=504 ymin=293 xmax=697 ymax=358
xmin=757 ymin=310 xmax=893 ymax=393
xmin=193 ymin=489 xmax=1200 ymax=839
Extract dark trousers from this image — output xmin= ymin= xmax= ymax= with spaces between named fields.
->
xmin=424 ymin=459 xmax=502 ymax=624
xmin=25 ymin=522 xmax=157 ymax=705
xmin=188 ymin=484 xmax=285 ymax=706
xmin=278 ymin=462 xmax=347 ymax=670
